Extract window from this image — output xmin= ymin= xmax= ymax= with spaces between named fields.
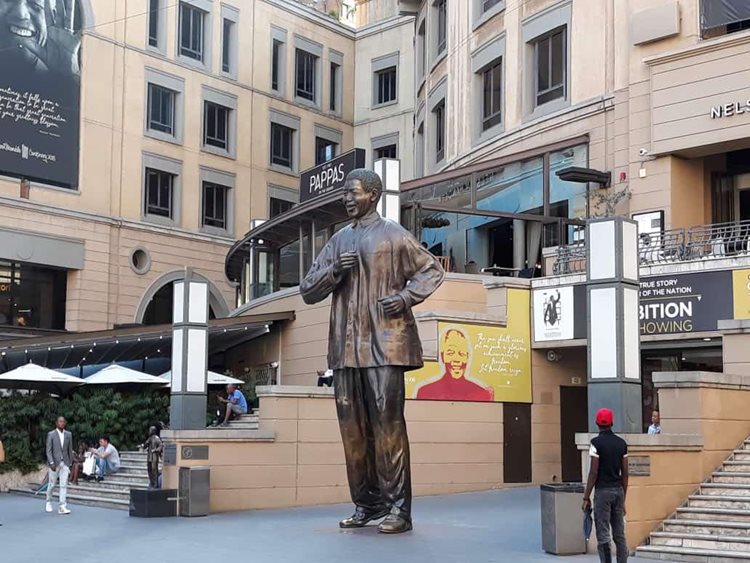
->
xmin=375 ymin=66 xmax=397 ymax=106
xmin=376 ymin=145 xmax=397 ymax=160
xmin=272 ymin=40 xmax=282 ymax=90
xmin=295 ymin=49 xmax=317 ymax=102
xmin=436 ymin=0 xmax=447 ymax=56
xmin=204 ymin=102 xmax=229 ymax=151
xmin=482 ymin=0 xmax=502 ymax=12
xmin=417 ymin=21 xmax=426 ymax=79
xmin=701 ymin=0 xmax=750 ymax=38
xmin=434 ymin=101 xmax=445 ymax=162
xmin=271 ymin=123 xmax=294 ymax=168
xmin=0 ymin=260 xmax=67 ymax=330
xmin=145 ymin=168 xmax=174 ymax=218
xmin=147 ymin=84 xmax=175 ymax=135
xmin=202 ymin=182 xmax=228 ymax=229
xmin=270 ymin=197 xmax=294 ymax=218
xmin=482 ymin=60 xmax=502 ymax=131
xmin=315 ymin=137 xmax=337 ymax=165
xmin=534 ymin=28 xmax=566 ymax=107
xmin=148 ymin=0 xmax=160 ymax=47
xmin=330 ymin=62 xmax=340 ymax=112
xmin=222 ymin=19 xmax=233 ymax=74
xmin=416 ymin=122 xmax=425 ymax=177
xmin=144 ymin=69 xmax=184 ymax=144
xmin=179 ymin=2 xmax=205 ymax=62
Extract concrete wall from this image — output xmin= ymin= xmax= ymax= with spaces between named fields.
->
xmin=164 ymin=387 xmax=505 ymax=512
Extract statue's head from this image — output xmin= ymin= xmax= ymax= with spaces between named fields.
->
xmin=343 ymin=169 xmax=381 ymax=220
xmin=148 ymin=425 xmax=157 ymax=436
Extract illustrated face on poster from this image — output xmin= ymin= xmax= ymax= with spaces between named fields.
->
xmin=533 ymin=286 xmax=574 ymax=342
xmin=406 ymin=289 xmax=532 ymax=403
xmin=0 ymin=0 xmax=84 ymax=188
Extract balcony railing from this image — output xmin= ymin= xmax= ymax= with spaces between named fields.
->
xmin=553 ymin=219 xmax=750 ymax=275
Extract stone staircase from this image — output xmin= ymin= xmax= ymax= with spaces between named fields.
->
xmin=637 ymin=437 xmax=750 ymax=561
xmin=210 ymin=411 xmax=259 ymax=430
xmin=10 ymin=450 xmax=150 ymax=511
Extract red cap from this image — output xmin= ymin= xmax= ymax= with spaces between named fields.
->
xmin=595 ymin=408 xmax=614 ymax=427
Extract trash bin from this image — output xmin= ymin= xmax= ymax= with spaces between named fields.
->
xmin=179 ymin=466 xmax=210 ymax=517
xmin=540 ymin=482 xmax=586 ymax=555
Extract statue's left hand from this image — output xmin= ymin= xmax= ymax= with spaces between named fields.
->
xmin=379 ymin=295 xmax=406 ymax=317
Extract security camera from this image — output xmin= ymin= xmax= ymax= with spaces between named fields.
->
xmin=639 ymin=148 xmax=649 ymax=157
xmin=546 ymin=350 xmax=562 ymax=362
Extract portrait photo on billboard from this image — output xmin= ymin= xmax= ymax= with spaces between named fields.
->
xmin=405 ymin=289 xmax=532 ymax=403
xmin=0 ymin=0 xmax=89 ymax=188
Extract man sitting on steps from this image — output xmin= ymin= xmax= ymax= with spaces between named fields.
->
xmin=216 ymin=384 xmax=248 ymax=427
xmin=91 ymin=435 xmax=121 ymax=482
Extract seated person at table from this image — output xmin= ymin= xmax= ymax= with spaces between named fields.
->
xmin=91 ymin=435 xmax=120 ymax=482
xmin=216 ymin=384 xmax=248 ymax=426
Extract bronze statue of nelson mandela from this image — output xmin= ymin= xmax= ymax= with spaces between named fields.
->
xmin=300 ymin=169 xmax=445 ymax=534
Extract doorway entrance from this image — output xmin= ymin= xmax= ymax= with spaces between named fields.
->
xmin=503 ymin=403 xmax=532 ymax=483
xmin=560 ymin=386 xmax=588 ymax=482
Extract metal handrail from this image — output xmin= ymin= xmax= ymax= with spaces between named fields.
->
xmin=552 ymin=219 xmax=750 ymax=275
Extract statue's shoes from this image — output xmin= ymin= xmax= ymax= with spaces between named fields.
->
xmin=339 ymin=507 xmax=389 ymax=529
xmin=377 ymin=514 xmax=413 ymax=534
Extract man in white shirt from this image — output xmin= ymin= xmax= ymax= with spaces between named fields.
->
xmin=91 ymin=435 xmax=121 ymax=482
xmin=45 ymin=416 xmax=74 ymax=515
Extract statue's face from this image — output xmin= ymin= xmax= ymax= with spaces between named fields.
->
xmin=343 ymin=179 xmax=378 ymax=220
xmin=441 ymin=331 xmax=469 ymax=379
xmin=0 ymin=0 xmax=47 ymax=66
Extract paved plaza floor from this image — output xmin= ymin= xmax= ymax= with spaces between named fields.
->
xmin=1 ymin=487 xmax=656 ymax=563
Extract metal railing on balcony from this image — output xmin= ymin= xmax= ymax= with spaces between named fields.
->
xmin=553 ymin=219 xmax=750 ymax=275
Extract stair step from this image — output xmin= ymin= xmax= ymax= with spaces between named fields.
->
xmin=71 ymin=480 xmax=148 ymax=491
xmin=689 ymin=495 xmax=750 ymax=509
xmin=711 ymin=472 xmax=750 ymax=484
xmin=650 ymin=531 xmax=750 ymax=552
xmin=722 ymin=461 xmax=750 ymax=472
xmin=9 ymin=488 xmax=129 ymax=511
xmin=663 ymin=519 xmax=750 ymax=537
xmin=677 ymin=507 xmax=750 ymax=522
xmin=637 ymin=545 xmax=750 ymax=560
xmin=702 ymin=483 xmax=750 ymax=496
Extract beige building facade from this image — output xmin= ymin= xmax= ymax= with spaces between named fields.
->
xmin=0 ymin=0 xmax=414 ymax=335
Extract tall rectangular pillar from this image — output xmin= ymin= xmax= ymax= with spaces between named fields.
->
xmin=374 ymin=158 xmax=401 ymax=224
xmin=586 ymin=217 xmax=642 ymax=433
xmin=170 ymin=271 xmax=209 ymax=430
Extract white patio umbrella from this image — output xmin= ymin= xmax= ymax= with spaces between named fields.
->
xmin=0 ymin=363 xmax=83 ymax=394
xmin=85 ymin=365 xmax=169 ymax=386
xmin=159 ymin=370 xmax=244 ymax=386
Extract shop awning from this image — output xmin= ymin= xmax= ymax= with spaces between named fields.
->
xmin=0 ymin=312 xmax=294 ymax=373
xmin=225 ymin=189 xmax=349 ymax=282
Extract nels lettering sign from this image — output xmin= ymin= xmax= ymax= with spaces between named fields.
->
xmin=299 ymin=149 xmax=366 ymax=204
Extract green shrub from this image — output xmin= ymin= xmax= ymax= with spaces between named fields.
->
xmin=0 ymin=388 xmax=169 ymax=474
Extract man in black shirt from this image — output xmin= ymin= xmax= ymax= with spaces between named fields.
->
xmin=583 ymin=408 xmax=629 ymax=563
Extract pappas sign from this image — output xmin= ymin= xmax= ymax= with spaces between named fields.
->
xmin=299 ymin=149 xmax=366 ymax=203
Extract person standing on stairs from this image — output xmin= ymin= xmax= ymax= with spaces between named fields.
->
xmin=45 ymin=416 xmax=74 ymax=515
xmin=583 ymin=408 xmax=629 ymax=563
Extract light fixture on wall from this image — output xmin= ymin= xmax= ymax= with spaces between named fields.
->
xmin=546 ymin=349 xmax=563 ymax=362
xmin=556 ymin=167 xmax=611 ymax=188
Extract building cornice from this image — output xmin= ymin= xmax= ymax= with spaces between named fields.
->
xmin=644 ymin=30 xmax=750 ymax=66
xmin=0 ymin=196 xmax=234 ymax=246
xmin=355 ymin=14 xmax=416 ymax=39
xmin=261 ymin=0 xmax=356 ymax=38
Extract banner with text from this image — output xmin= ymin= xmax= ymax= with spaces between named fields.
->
xmin=299 ymin=149 xmax=366 ymax=203
xmin=0 ymin=0 xmax=83 ymax=188
xmin=405 ymin=289 xmax=531 ymax=403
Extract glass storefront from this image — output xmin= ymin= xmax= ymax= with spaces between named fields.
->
xmin=0 ymin=260 xmax=67 ymax=330
xmin=401 ymin=143 xmax=589 ymax=275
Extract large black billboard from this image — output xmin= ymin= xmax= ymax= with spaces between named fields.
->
xmin=299 ymin=148 xmax=365 ymax=203
xmin=0 ymin=0 xmax=84 ymax=188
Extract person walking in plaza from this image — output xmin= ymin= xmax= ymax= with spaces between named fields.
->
xmin=45 ymin=416 xmax=74 ymax=515
xmin=583 ymin=408 xmax=629 ymax=563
